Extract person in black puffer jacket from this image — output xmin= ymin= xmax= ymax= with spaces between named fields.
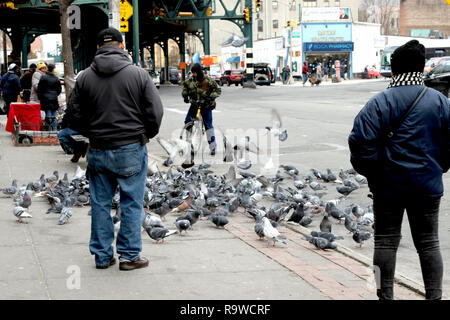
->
xmin=37 ymin=64 xmax=61 ymax=130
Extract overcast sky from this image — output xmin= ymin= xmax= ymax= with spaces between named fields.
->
xmin=39 ymin=34 xmax=62 ymax=54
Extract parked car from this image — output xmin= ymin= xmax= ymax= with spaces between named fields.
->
xmin=148 ymin=70 xmax=160 ymax=89
xmin=254 ymin=63 xmax=273 ymax=86
xmin=220 ymin=70 xmax=244 ymax=86
xmin=424 ymin=56 xmax=450 ymax=75
xmin=169 ymin=66 xmax=181 ymax=84
xmin=424 ymin=60 xmax=450 ymax=98
xmin=367 ymin=67 xmax=381 ymax=79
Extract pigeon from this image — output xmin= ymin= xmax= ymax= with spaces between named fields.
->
xmin=336 ymin=185 xmax=357 ymax=197
xmin=176 ymin=211 xmax=201 ymax=228
xmin=320 ymin=213 xmax=332 ymax=233
xmin=325 ymin=168 xmax=337 ymax=182
xmin=145 ymin=226 xmax=178 ymax=243
xmin=31 ymin=174 xmax=45 ymax=192
xmin=355 ymin=174 xmax=367 ymax=184
xmin=299 ymin=215 xmax=313 ymax=227
xmin=152 ymin=202 xmax=171 ymax=221
xmin=351 ymin=204 xmax=365 ymax=220
xmin=265 ymin=109 xmax=288 ymax=141
xmin=61 ymin=173 xmax=70 ymax=188
xmin=143 ymin=212 xmax=164 ymax=228
xmin=262 ymin=217 xmax=287 ymax=247
xmin=13 ymin=205 xmax=32 ymax=223
xmin=326 ymin=202 xmax=346 ymax=223
xmin=218 ymin=127 xmax=234 ymax=162
xmin=174 ymin=219 xmax=191 ymax=235
xmin=112 ymin=206 xmax=122 ymax=225
xmin=344 ymin=215 xmax=358 ymax=233
xmin=352 ymin=230 xmax=373 ymax=248
xmin=343 ymin=179 xmax=359 ymax=189
xmin=310 ymin=231 xmax=344 ymax=242
xmin=17 ymin=191 xmax=32 ymax=211
xmin=254 ymin=217 xmax=265 ymax=240
xmin=208 ymin=214 xmax=229 ymax=228
xmin=58 ymin=197 xmax=73 ymax=225
xmin=288 ymin=203 xmax=305 ymax=223
xmin=303 ymin=235 xmax=337 ymax=250
xmin=46 ymin=170 xmax=59 ymax=185
xmin=237 ymin=159 xmax=252 ymax=170
xmin=1 ymin=179 xmax=18 ymax=196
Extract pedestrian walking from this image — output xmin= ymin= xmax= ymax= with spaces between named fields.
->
xmin=19 ymin=63 xmax=36 ymax=102
xmin=316 ymin=63 xmax=323 ymax=81
xmin=30 ymin=61 xmax=47 ymax=103
xmin=323 ymin=64 xmax=329 ymax=81
xmin=302 ymin=61 xmax=309 ymax=86
xmin=348 ymin=40 xmax=449 ymax=300
xmin=282 ymin=65 xmax=290 ymax=84
xmin=182 ymin=63 xmax=221 ymax=167
xmin=0 ymin=63 xmax=21 ymax=117
xmin=64 ymin=28 xmax=164 ymax=270
xmin=37 ymin=63 xmax=61 ymax=131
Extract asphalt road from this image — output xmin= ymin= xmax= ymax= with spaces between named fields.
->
xmin=153 ymin=79 xmax=450 ymax=296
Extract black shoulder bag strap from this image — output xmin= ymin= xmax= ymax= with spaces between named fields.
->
xmin=386 ymin=86 xmax=428 ymax=139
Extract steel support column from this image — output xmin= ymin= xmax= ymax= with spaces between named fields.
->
xmin=180 ymin=32 xmax=186 ymax=81
xmin=132 ymin=0 xmax=139 ymax=65
xmin=242 ymin=0 xmax=256 ymax=88
xmin=22 ymin=32 xmax=28 ymax=68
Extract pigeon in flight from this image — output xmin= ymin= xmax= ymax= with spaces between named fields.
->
xmin=265 ymin=109 xmax=288 ymax=141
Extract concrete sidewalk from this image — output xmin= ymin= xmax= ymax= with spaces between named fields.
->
xmin=0 ymin=116 xmax=422 ymax=300
xmin=272 ymin=77 xmax=388 ymax=87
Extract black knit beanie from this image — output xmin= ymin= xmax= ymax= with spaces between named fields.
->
xmin=390 ymin=40 xmax=425 ymax=76
xmin=191 ymin=63 xmax=204 ymax=81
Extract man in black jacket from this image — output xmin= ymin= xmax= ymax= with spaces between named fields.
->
xmin=20 ymin=63 xmax=36 ymax=102
xmin=37 ymin=63 xmax=62 ymax=130
xmin=65 ymin=28 xmax=164 ymax=271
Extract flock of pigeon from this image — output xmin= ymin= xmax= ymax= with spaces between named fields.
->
xmin=1 ymin=159 xmax=374 ymax=251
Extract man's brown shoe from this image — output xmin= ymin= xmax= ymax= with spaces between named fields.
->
xmin=119 ymin=256 xmax=149 ymax=271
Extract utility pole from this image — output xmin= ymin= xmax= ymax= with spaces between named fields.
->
xmin=243 ymin=0 xmax=256 ymax=88
xmin=132 ymin=0 xmax=140 ymax=66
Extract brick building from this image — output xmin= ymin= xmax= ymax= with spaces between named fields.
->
xmin=399 ymin=0 xmax=450 ymax=38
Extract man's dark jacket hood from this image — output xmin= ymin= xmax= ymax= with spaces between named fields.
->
xmin=90 ymin=46 xmax=131 ymax=76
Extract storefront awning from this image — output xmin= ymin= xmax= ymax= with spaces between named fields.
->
xmin=226 ymin=56 xmax=240 ymax=63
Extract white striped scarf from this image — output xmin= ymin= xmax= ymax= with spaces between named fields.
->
xmin=387 ymin=72 xmax=424 ymax=88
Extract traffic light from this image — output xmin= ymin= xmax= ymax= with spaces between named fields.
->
xmin=244 ymin=8 xmax=250 ymax=23
xmin=286 ymin=20 xmax=291 ymax=27
xmin=0 ymin=2 xmax=17 ymax=10
xmin=255 ymin=0 xmax=261 ymax=12
xmin=206 ymin=6 xmax=212 ymax=16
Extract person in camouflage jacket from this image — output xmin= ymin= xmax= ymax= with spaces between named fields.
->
xmin=182 ymin=63 xmax=221 ymax=167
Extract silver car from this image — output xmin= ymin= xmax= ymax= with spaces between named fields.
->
xmin=149 ymin=70 xmax=160 ymax=89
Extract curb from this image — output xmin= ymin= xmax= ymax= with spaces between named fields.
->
xmin=281 ymin=222 xmax=429 ymax=298
xmin=272 ymin=78 xmax=387 ymax=87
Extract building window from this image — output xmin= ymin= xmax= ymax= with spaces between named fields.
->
xmin=273 ymin=20 xmax=279 ymax=29
xmin=303 ymin=0 xmax=317 ymax=7
xmin=324 ymin=0 xmax=330 ymax=7
xmin=289 ymin=1 xmax=296 ymax=11
xmin=334 ymin=0 xmax=340 ymax=6
xmin=272 ymin=1 xmax=278 ymax=9
xmin=258 ymin=19 xmax=264 ymax=33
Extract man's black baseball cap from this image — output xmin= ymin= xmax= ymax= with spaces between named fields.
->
xmin=97 ymin=28 xmax=123 ymax=46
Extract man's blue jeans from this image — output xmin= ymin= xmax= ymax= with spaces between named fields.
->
xmin=45 ymin=110 xmax=57 ymax=131
xmin=57 ymin=127 xmax=80 ymax=154
xmin=184 ymin=105 xmax=216 ymax=151
xmin=87 ymin=142 xmax=147 ymax=265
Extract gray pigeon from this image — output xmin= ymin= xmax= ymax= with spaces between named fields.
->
xmin=310 ymin=231 xmax=343 ymax=242
xmin=142 ymin=213 xmax=164 ymax=229
xmin=299 ymin=215 xmax=313 ymax=227
xmin=145 ymin=226 xmax=178 ymax=243
xmin=1 ymin=179 xmax=18 ymax=196
xmin=13 ymin=204 xmax=32 ymax=223
xmin=336 ymin=185 xmax=357 ymax=197
xmin=208 ymin=214 xmax=229 ymax=228
xmin=303 ymin=235 xmax=337 ymax=250
xmin=344 ymin=214 xmax=358 ymax=233
xmin=58 ymin=198 xmax=73 ymax=225
xmin=254 ymin=217 xmax=265 ymax=240
xmin=174 ymin=219 xmax=191 ymax=235
xmin=237 ymin=159 xmax=252 ymax=170
xmin=355 ymin=174 xmax=367 ymax=184
xmin=319 ymin=213 xmax=332 ymax=233
xmin=352 ymin=230 xmax=373 ymax=248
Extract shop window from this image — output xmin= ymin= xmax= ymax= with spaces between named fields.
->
xmin=273 ymin=20 xmax=279 ymax=29
xmin=258 ymin=19 xmax=264 ymax=33
xmin=303 ymin=0 xmax=317 ymax=7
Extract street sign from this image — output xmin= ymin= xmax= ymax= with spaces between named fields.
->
xmin=120 ymin=0 xmax=133 ymax=21
xmin=120 ymin=20 xmax=129 ymax=32
xmin=292 ymin=31 xmax=301 ymax=38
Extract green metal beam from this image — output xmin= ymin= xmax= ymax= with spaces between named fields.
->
xmin=132 ymin=0 xmax=139 ymax=65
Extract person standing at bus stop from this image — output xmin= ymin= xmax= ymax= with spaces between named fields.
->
xmin=65 ymin=28 xmax=164 ymax=270
xmin=349 ymin=40 xmax=448 ymax=300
